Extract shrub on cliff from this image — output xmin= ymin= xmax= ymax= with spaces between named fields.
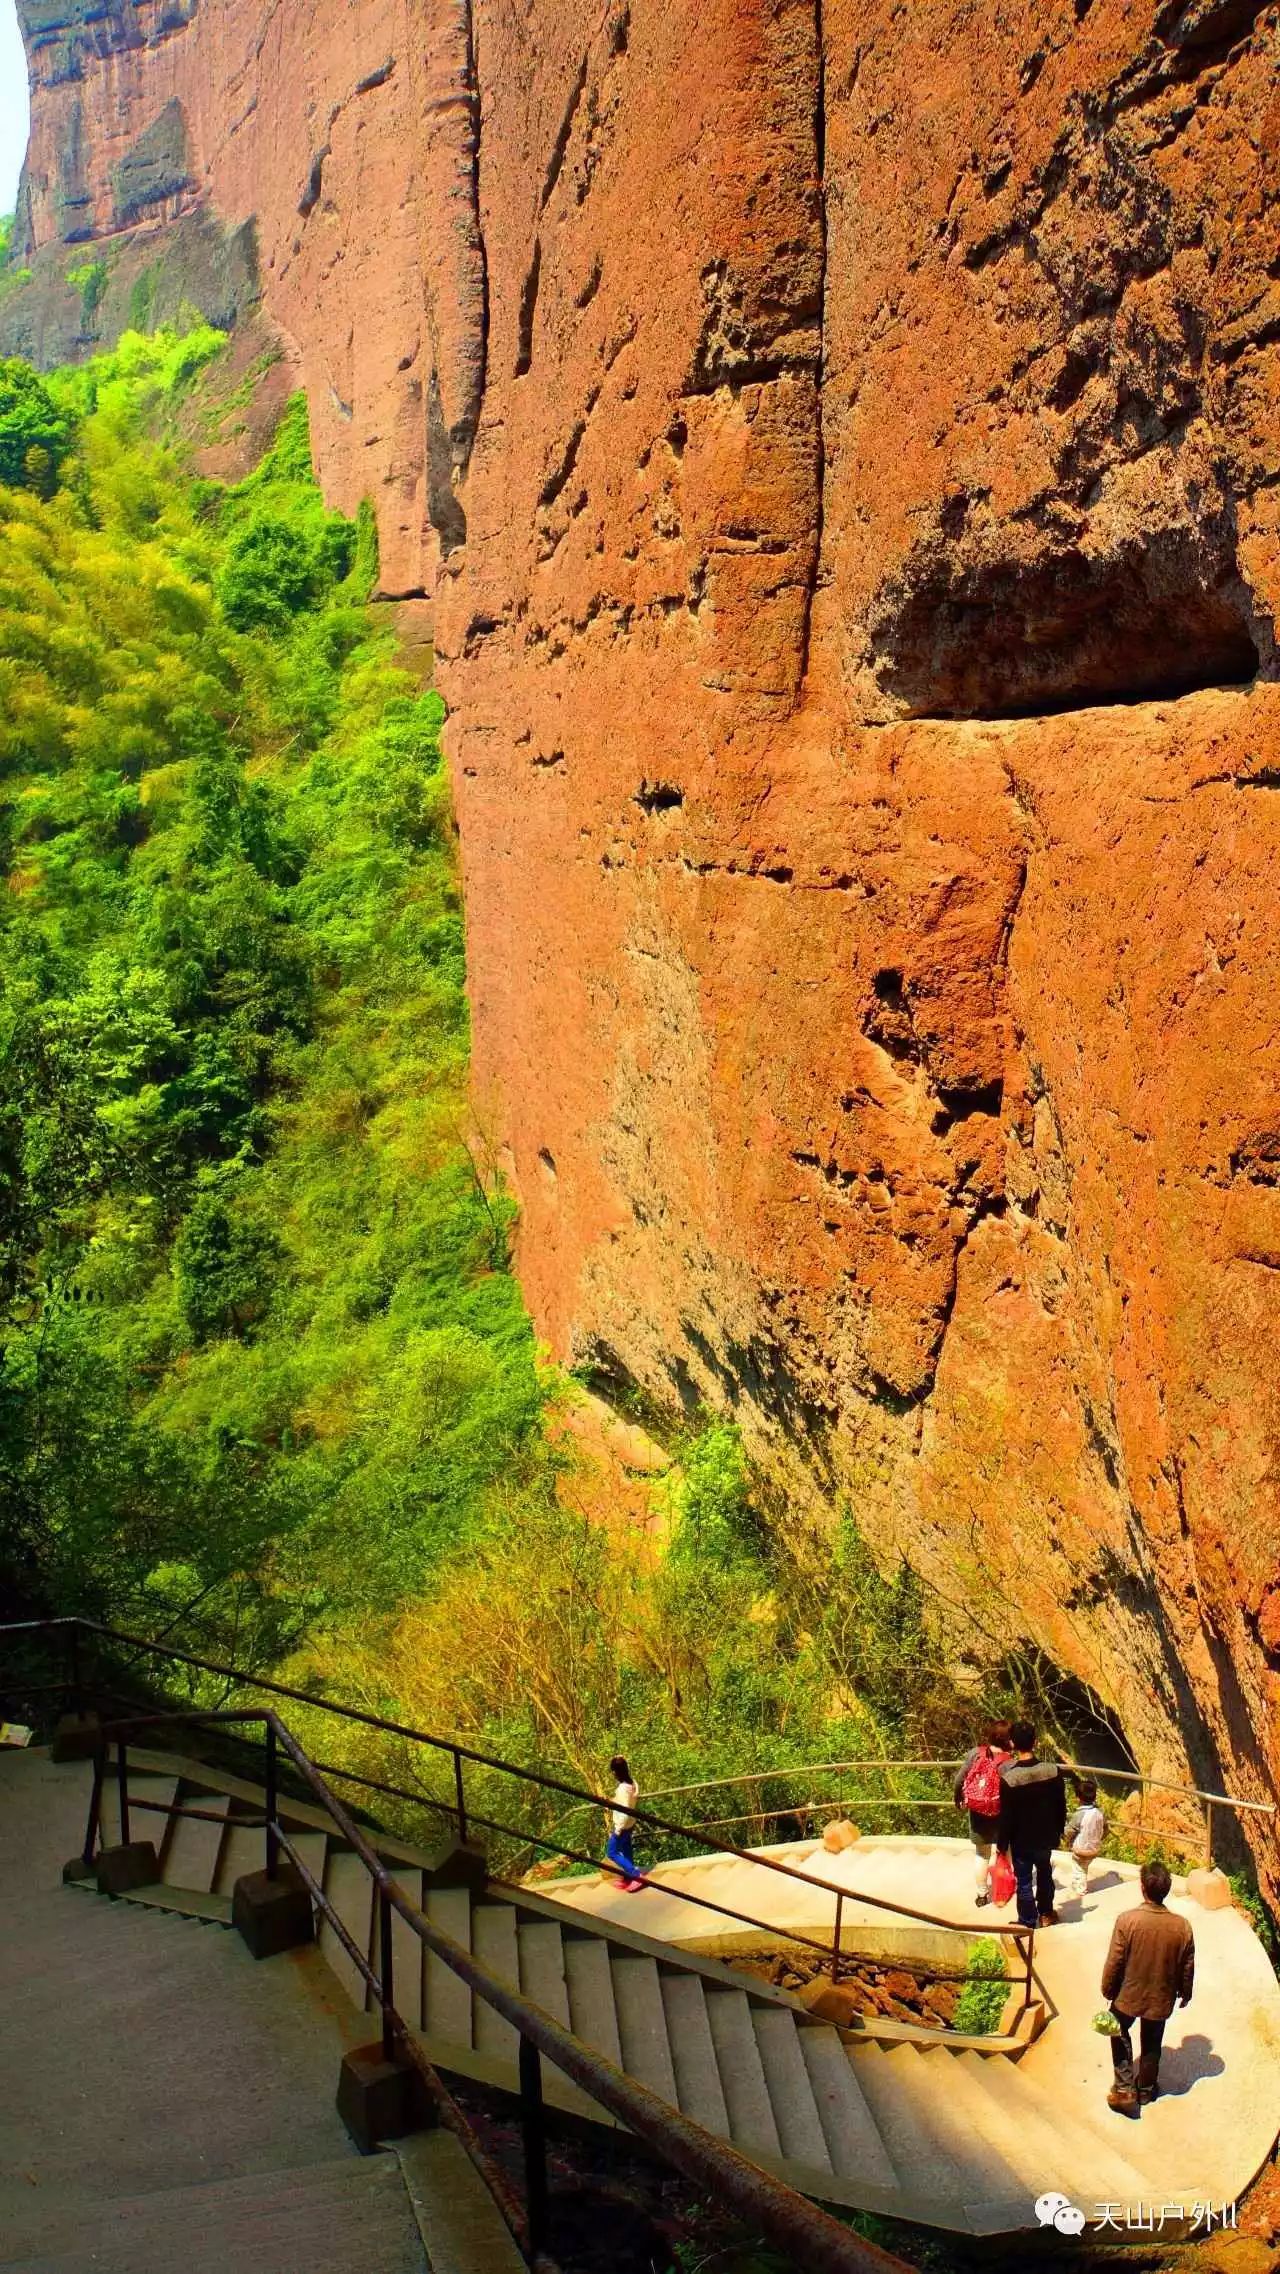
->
xmin=217 ymin=511 xmax=347 ymax=631
xmin=214 ymin=394 xmax=362 ymax=631
xmin=0 ymin=360 xmax=75 ymax=494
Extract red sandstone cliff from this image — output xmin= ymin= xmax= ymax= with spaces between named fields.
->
xmin=9 ymin=0 xmax=1280 ymax=1880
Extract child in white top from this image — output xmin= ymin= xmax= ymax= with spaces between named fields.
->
xmin=1064 ymin=1779 xmax=1106 ymax=1894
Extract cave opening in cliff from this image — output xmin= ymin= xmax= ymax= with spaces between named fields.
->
xmin=871 ymin=534 xmax=1265 ymax=720
xmin=1000 ymin=1646 xmax=1138 ymax=1773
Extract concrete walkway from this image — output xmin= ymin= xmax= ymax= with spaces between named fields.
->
xmin=544 ymin=1832 xmax=1280 ymax=2217
xmin=0 ymin=1749 xmax=527 ymax=2274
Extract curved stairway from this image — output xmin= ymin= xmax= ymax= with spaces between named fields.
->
xmin=7 ymin=1743 xmax=1182 ymax=2240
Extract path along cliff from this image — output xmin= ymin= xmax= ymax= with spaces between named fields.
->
xmin=6 ymin=0 xmax=1280 ymax=1895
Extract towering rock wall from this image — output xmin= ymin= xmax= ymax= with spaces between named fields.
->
xmin=11 ymin=0 xmax=1280 ymax=1878
xmin=10 ymin=0 xmax=433 ymax=590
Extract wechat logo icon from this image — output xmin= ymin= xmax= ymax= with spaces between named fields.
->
xmin=1035 ymin=2193 xmax=1087 ymax=2236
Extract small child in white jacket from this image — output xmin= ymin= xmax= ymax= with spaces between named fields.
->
xmin=1063 ymin=1778 xmax=1106 ymax=1894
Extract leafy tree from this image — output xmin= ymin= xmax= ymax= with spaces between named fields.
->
xmin=217 ymin=512 xmax=327 ymax=630
xmin=173 ymin=1184 xmax=282 ymax=1340
xmin=0 ymin=361 xmax=74 ymax=492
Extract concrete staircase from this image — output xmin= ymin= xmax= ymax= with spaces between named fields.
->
xmin=0 ymin=1749 xmax=526 ymax=2274
xmin=32 ymin=1745 xmax=1166 ymax=2236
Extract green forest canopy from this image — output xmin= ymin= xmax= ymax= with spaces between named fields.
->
xmin=0 ymin=334 xmax=550 ymax=1675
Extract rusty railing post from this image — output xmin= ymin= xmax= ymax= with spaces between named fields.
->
xmin=1023 ymin=1927 xmax=1035 ymax=2009
xmin=519 ymin=2032 xmax=550 ymax=2259
xmin=116 ymin=1737 xmax=130 ymax=1848
xmin=453 ymin=1747 xmax=468 ymax=1844
xmin=265 ymin=1718 xmax=280 ymax=1880
xmin=379 ymin=1887 xmax=396 ymax=2061
xmin=68 ymin=1623 xmax=83 ymax=1720
xmin=1203 ymin=1796 xmax=1214 ymax=1870
xmin=83 ymin=1741 xmax=106 ymax=1868
xmin=831 ymin=1891 xmax=844 ymax=1983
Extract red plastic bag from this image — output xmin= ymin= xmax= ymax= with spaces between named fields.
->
xmin=990 ymin=1851 xmax=1016 ymax=1908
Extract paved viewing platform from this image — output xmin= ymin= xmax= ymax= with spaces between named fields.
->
xmin=548 ymin=1831 xmax=1280 ymax=2221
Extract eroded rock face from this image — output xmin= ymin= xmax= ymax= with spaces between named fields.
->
xmin=9 ymin=0 xmax=435 ymax=592
xmin=10 ymin=0 xmax=1280 ymax=1886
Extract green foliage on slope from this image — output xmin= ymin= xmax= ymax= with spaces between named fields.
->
xmin=0 ymin=358 xmax=75 ymax=493
xmin=0 ymin=330 xmax=550 ymax=1670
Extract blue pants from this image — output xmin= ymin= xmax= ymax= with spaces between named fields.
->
xmin=606 ymin=1829 xmax=636 ymax=1878
xmin=1012 ymin=1848 xmax=1055 ymax=1927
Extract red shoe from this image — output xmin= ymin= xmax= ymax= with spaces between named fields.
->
xmin=623 ymin=1877 xmax=647 ymax=1892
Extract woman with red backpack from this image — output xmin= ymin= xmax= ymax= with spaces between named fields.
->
xmin=953 ymin=1718 xmax=1013 ymax=1908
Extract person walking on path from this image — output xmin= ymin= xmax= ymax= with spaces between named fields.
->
xmin=953 ymin=1718 xmax=1013 ymax=1907
xmin=604 ymin=1754 xmax=645 ymax=1892
xmin=1101 ymin=1859 xmax=1194 ymax=2113
xmin=997 ymin=1719 xmax=1067 ymax=1929
xmin=1064 ymin=1778 xmax=1107 ymax=1896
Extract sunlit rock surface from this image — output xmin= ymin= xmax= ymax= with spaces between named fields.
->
xmin=8 ymin=0 xmax=1280 ymax=1887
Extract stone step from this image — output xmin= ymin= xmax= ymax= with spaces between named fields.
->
xmin=394 ymin=2130 xmax=525 ymax=2274
xmin=114 ymin=1881 xmax=232 ymax=1926
xmin=751 ymin=2006 xmax=833 ymax=2171
xmin=162 ymin=1785 xmax=230 ymax=1894
xmin=0 ymin=1894 xmax=367 ymax=2246
xmin=658 ymin=1968 xmax=730 ymax=2135
xmin=97 ymin=1774 xmax=179 ymax=1861
xmin=3 ymin=2152 xmax=425 ymax=2274
xmin=213 ymin=1805 xmax=269 ymax=1898
xmin=4 ymin=1887 xmax=225 ymax=1998
xmin=798 ymin=2026 xmax=898 ymax=2189
xmin=319 ymin=1846 xmax=375 ymax=2012
xmin=517 ymin=1918 xmax=572 ymax=2027
xmin=611 ymin=1955 xmax=679 ymax=2105
xmin=376 ymin=1866 xmax=427 ymax=2033
xmin=278 ymin=1826 xmax=329 ymax=1901
xmin=850 ymin=2043 xmax=968 ymax=2199
xmin=563 ymin=1934 xmax=624 ymax=2066
xmin=423 ymin=1884 xmax=475 ymax=2046
xmin=869 ymin=2046 xmax=1024 ymax=2225
xmin=470 ymin=1904 xmax=521 ymax=2063
xmin=704 ymin=1987 xmax=782 ymax=2160
xmin=965 ymin=2046 xmax=1155 ymax=2204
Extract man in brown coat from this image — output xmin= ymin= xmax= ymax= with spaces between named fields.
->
xmin=1101 ymin=1859 xmax=1195 ymax=2112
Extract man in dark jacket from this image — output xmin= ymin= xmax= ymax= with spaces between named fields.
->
xmin=997 ymin=1720 xmax=1067 ymax=1928
xmin=1101 ymin=1859 xmax=1195 ymax=2112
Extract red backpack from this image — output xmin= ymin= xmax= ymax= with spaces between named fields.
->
xmin=962 ymin=1747 xmax=1009 ymax=1815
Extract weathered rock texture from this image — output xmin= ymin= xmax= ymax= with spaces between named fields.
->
xmin=10 ymin=0 xmax=1280 ymax=1886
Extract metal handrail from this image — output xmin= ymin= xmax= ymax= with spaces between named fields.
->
xmin=645 ymin=1753 xmax=1278 ymax=1817
xmin=14 ymin=1620 xmax=1273 ymax=1822
xmin=84 ymin=1706 xmax=908 ymax=2274
xmin=3 ymin=1618 xmax=1037 ymax=1989
xmin=67 ymin=1701 xmax=1038 ymax=1999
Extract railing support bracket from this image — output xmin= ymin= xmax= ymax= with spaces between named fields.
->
xmin=337 ymin=2043 xmax=429 ymax=2157
xmin=94 ymin=1841 xmax=160 ymax=1897
xmin=50 ymin=1710 xmax=102 ymax=1765
xmin=232 ymin=1864 xmax=316 ymax=1960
